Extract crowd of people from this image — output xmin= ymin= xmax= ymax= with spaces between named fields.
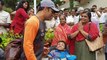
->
xmin=0 ymin=0 xmax=107 ymax=60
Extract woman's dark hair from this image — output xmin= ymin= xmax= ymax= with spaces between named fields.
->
xmin=0 ymin=0 xmax=4 ymax=6
xmin=57 ymin=41 xmax=67 ymax=49
xmin=16 ymin=0 xmax=29 ymax=12
xmin=81 ymin=11 xmax=91 ymax=22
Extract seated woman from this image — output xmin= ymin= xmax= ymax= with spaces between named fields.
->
xmin=51 ymin=14 xmax=71 ymax=46
xmin=48 ymin=41 xmax=76 ymax=60
xmin=51 ymin=14 xmax=75 ymax=54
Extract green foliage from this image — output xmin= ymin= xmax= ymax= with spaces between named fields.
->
xmin=53 ymin=0 xmax=66 ymax=6
xmin=53 ymin=0 xmax=61 ymax=5
xmin=3 ymin=0 xmax=63 ymax=11
xmin=3 ymin=7 xmax=13 ymax=13
xmin=4 ymin=0 xmax=18 ymax=10
xmin=3 ymin=0 xmax=34 ymax=11
xmin=0 ymin=30 xmax=23 ymax=50
xmin=100 ymin=24 xmax=103 ymax=32
xmin=44 ymin=28 xmax=54 ymax=43
xmin=70 ymin=0 xmax=74 ymax=9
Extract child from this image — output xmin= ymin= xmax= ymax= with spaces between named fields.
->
xmin=48 ymin=41 xmax=76 ymax=60
xmin=28 ymin=8 xmax=34 ymax=17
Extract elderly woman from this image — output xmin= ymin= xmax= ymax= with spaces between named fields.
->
xmin=51 ymin=14 xmax=70 ymax=45
xmin=51 ymin=14 xmax=75 ymax=54
xmin=68 ymin=11 xmax=99 ymax=60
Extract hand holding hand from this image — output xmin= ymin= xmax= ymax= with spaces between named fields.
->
xmin=78 ymin=21 xmax=83 ymax=31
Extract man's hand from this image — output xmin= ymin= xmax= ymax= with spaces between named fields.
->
xmin=43 ymin=47 xmax=50 ymax=55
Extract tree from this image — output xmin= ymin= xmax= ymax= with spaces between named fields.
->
xmin=70 ymin=0 xmax=74 ymax=9
xmin=4 ymin=0 xmax=18 ymax=10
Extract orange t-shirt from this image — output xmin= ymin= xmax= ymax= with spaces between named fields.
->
xmin=23 ymin=16 xmax=39 ymax=60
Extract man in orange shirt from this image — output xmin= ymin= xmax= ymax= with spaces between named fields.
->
xmin=23 ymin=0 xmax=59 ymax=60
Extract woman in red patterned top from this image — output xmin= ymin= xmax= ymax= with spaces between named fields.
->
xmin=11 ymin=0 xmax=29 ymax=34
xmin=68 ymin=11 xmax=99 ymax=60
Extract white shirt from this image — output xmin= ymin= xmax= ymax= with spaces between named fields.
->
xmin=91 ymin=17 xmax=100 ymax=31
xmin=91 ymin=12 xmax=100 ymax=21
xmin=74 ymin=15 xmax=80 ymax=24
xmin=91 ymin=12 xmax=100 ymax=19
xmin=54 ymin=17 xmax=60 ymax=27
xmin=45 ymin=19 xmax=55 ymax=29
xmin=99 ymin=13 xmax=107 ymax=23
xmin=45 ymin=17 xmax=60 ymax=29
xmin=66 ymin=15 xmax=74 ymax=24
xmin=0 ymin=10 xmax=11 ymax=33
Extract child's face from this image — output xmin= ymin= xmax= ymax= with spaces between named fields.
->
xmin=56 ymin=42 xmax=65 ymax=50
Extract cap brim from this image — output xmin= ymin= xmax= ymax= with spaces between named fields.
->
xmin=51 ymin=7 xmax=59 ymax=13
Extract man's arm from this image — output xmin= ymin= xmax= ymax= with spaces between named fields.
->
xmin=23 ymin=17 xmax=39 ymax=60
xmin=0 ymin=12 xmax=11 ymax=28
xmin=0 ymin=23 xmax=10 ymax=28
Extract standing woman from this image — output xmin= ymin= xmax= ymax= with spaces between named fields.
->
xmin=11 ymin=0 xmax=29 ymax=34
xmin=68 ymin=11 xmax=99 ymax=60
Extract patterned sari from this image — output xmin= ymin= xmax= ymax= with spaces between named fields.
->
xmin=51 ymin=24 xmax=71 ymax=46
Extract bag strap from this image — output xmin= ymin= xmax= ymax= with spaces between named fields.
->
xmin=35 ymin=15 xmax=40 ymax=32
